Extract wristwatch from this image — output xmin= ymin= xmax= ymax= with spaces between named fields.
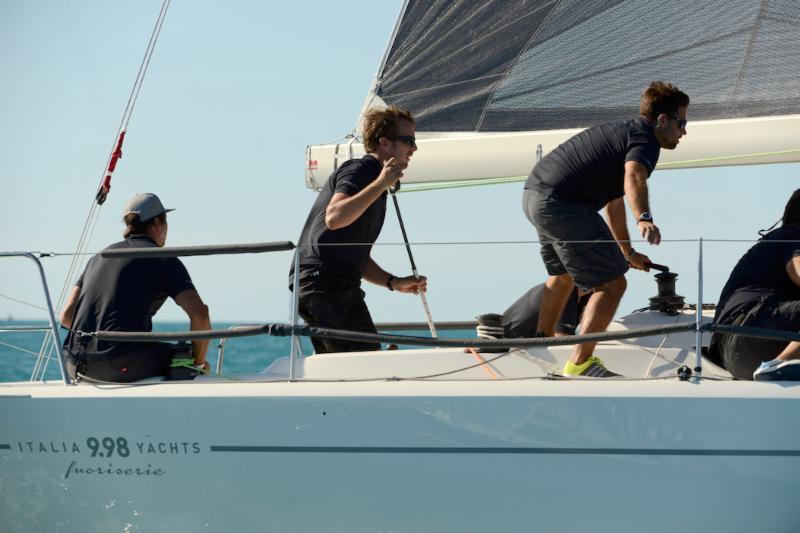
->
xmin=387 ymin=275 xmax=395 ymax=291
xmin=638 ymin=212 xmax=653 ymax=223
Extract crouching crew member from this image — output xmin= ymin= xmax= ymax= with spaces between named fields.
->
xmin=501 ymin=285 xmax=587 ymax=338
xmin=709 ymin=190 xmax=800 ymax=381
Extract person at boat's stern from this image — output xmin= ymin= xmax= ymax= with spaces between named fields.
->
xmin=289 ymin=106 xmax=427 ymax=353
xmin=524 ymin=81 xmax=689 ymax=377
xmin=709 ymin=190 xmax=800 ymax=381
xmin=60 ymin=193 xmax=211 ymax=382
xmin=500 ymin=285 xmax=587 ymax=339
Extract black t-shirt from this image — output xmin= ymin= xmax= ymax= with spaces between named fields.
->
xmin=64 ymin=235 xmax=195 ymax=355
xmin=525 ymin=117 xmax=661 ymax=210
xmin=291 ymin=155 xmax=386 ymax=284
xmin=714 ymin=225 xmax=800 ymax=325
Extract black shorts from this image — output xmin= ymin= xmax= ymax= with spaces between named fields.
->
xmin=66 ymin=342 xmax=175 ymax=383
xmin=713 ymin=298 xmax=800 ymax=380
xmin=297 ymin=272 xmax=380 ymax=354
xmin=523 ymin=189 xmax=628 ymax=291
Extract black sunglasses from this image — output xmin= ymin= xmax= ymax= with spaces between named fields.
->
xmin=391 ymin=135 xmax=417 ymax=148
xmin=668 ymin=115 xmax=687 ymax=130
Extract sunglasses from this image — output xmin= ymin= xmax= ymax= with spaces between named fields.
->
xmin=669 ymin=115 xmax=687 ymax=130
xmin=391 ymin=135 xmax=417 ymax=148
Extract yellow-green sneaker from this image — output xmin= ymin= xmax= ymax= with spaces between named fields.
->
xmin=563 ymin=356 xmax=621 ymax=378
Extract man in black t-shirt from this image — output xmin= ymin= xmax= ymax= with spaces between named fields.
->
xmin=709 ymin=190 xmax=800 ymax=381
xmin=290 ymin=106 xmax=427 ymax=353
xmin=524 ymin=81 xmax=689 ymax=377
xmin=61 ymin=193 xmax=211 ymax=382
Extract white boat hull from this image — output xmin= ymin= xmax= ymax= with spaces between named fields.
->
xmin=2 ymin=378 xmax=799 ymax=532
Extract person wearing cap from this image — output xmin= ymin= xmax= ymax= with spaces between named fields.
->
xmin=60 ymin=193 xmax=211 ymax=382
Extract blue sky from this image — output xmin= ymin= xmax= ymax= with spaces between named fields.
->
xmin=1 ymin=0 xmax=798 ymax=325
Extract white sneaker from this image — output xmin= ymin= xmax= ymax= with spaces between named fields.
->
xmin=753 ymin=359 xmax=800 ymax=382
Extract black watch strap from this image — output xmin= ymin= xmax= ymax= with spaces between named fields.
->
xmin=387 ymin=275 xmax=395 ymax=291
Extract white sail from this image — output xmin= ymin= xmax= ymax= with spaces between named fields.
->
xmin=307 ymin=0 xmax=800 ymax=186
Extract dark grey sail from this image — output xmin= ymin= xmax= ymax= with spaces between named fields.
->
xmin=376 ymin=0 xmax=800 ymax=132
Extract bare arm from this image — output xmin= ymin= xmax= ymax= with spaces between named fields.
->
xmin=623 ymin=160 xmax=661 ymax=246
xmin=60 ymin=286 xmax=81 ymax=329
xmin=605 ymin=197 xmax=633 ymax=257
xmin=623 ymin=161 xmax=651 ymax=220
xmin=606 ymin=197 xmax=651 ymax=271
xmin=786 ymin=256 xmax=800 ymax=287
xmin=325 ymin=158 xmax=405 ymax=230
xmin=174 ymin=289 xmax=211 ymax=367
xmin=362 ymin=256 xmax=391 ymax=286
xmin=362 ymin=257 xmax=427 ymax=294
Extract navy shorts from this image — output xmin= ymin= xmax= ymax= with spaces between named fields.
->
xmin=523 ymin=189 xmax=628 ymax=291
xmin=714 ymin=298 xmax=800 ymax=380
xmin=66 ymin=342 xmax=175 ymax=383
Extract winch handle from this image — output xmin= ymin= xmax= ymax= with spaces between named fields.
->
xmin=645 ymin=262 xmax=669 ymax=273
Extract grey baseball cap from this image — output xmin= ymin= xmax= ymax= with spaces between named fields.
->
xmin=123 ymin=193 xmax=174 ymax=222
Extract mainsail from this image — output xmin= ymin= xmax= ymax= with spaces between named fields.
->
xmin=306 ymin=0 xmax=800 ymax=188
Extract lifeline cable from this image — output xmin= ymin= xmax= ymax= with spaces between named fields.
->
xmin=86 ymin=321 xmax=800 ymax=349
xmin=88 ymin=321 xmax=697 ymax=347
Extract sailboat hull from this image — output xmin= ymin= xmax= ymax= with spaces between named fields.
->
xmin=2 ymin=379 xmax=798 ymax=532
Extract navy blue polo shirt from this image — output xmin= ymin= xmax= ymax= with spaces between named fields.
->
xmin=291 ymin=155 xmax=386 ymax=284
xmin=64 ymin=235 xmax=195 ymax=354
xmin=525 ymin=117 xmax=661 ymax=210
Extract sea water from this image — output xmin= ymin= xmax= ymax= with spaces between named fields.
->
xmin=0 ymin=320 xmax=472 ymax=381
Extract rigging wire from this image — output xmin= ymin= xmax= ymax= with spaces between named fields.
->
xmin=32 ymin=0 xmax=172 ymax=380
xmin=0 ymin=339 xmax=42 ymax=358
xmin=0 ymin=293 xmax=48 ymax=312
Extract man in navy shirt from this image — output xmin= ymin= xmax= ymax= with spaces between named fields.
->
xmin=291 ymin=106 xmax=427 ymax=353
xmin=524 ymin=81 xmax=689 ymax=377
xmin=709 ymin=190 xmax=800 ymax=381
xmin=61 ymin=193 xmax=211 ymax=382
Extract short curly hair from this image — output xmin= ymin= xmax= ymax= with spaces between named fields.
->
xmin=639 ymin=81 xmax=690 ymax=120
xmin=362 ymin=106 xmax=415 ymax=153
